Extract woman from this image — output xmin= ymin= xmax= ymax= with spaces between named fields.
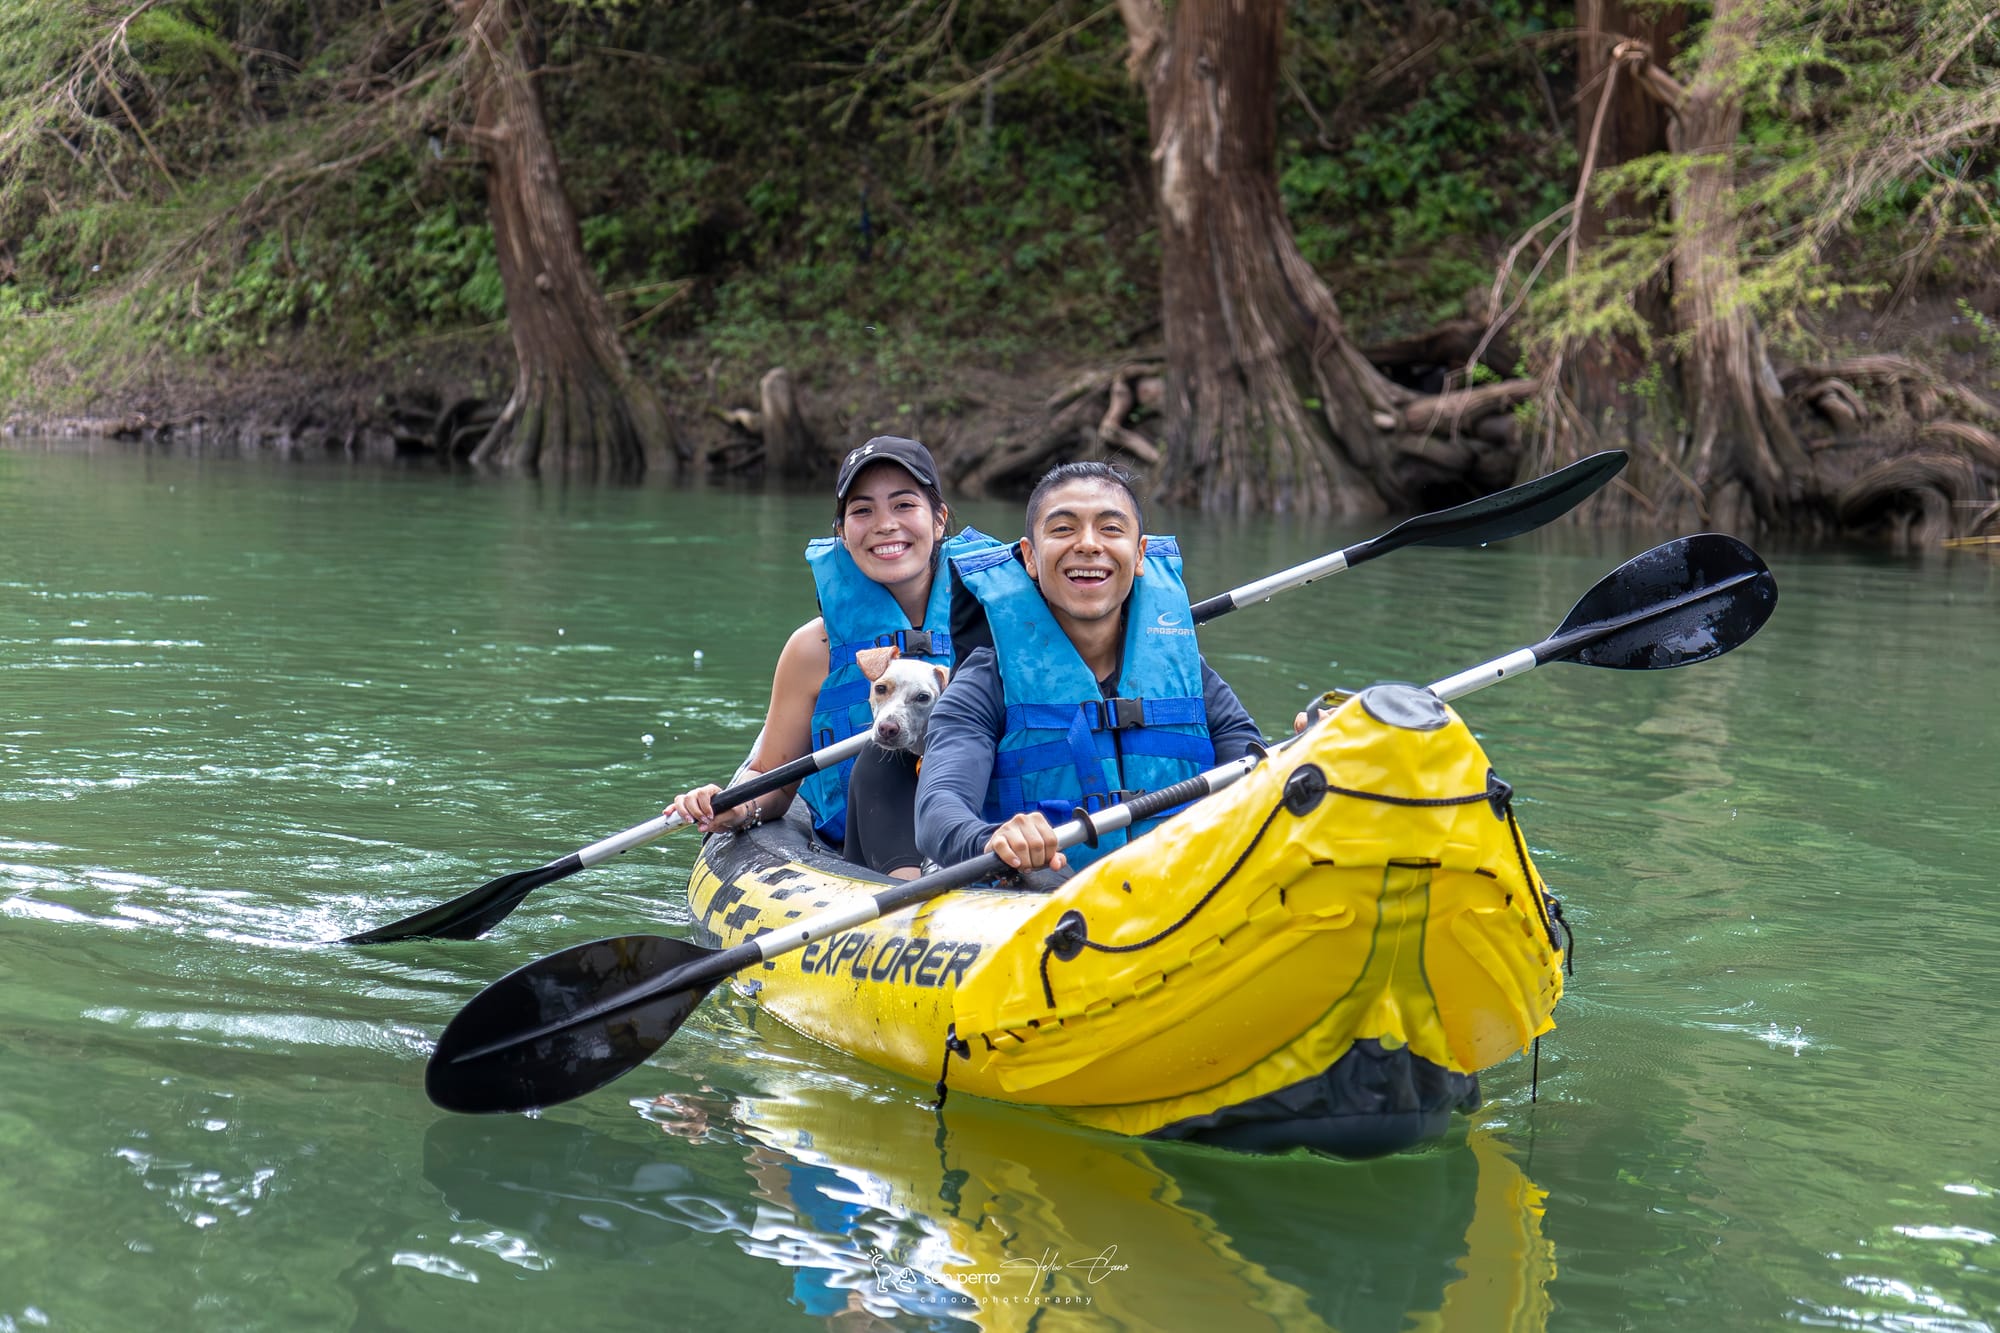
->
xmin=667 ymin=436 xmax=992 ymax=879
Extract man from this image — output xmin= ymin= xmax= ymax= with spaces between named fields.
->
xmin=915 ymin=461 xmax=1264 ymax=875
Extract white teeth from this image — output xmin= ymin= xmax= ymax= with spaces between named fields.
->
xmin=872 ymin=542 xmax=909 ymax=557
xmin=1067 ymin=568 xmax=1109 ymax=580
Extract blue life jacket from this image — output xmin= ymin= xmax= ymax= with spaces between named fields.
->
xmin=801 ymin=527 xmax=999 ymax=844
xmin=951 ymin=536 xmax=1215 ymax=869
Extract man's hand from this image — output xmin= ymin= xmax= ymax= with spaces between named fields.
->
xmin=984 ymin=812 xmax=1066 ymax=872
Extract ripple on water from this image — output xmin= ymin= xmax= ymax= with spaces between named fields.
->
xmin=114 ymin=1144 xmax=280 ymax=1230
xmin=389 ymin=1251 xmax=482 ymax=1283
xmin=83 ymin=1007 xmax=432 ymax=1058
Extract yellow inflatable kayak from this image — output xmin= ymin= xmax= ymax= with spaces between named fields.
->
xmin=689 ymin=683 xmax=1567 ymax=1157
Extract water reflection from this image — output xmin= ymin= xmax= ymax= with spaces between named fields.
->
xmin=424 ymin=1075 xmax=1555 ymax=1332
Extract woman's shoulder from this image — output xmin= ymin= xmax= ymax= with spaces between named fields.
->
xmin=777 ymin=616 xmax=830 ymax=669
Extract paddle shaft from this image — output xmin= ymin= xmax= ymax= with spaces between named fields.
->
xmin=575 ymin=731 xmax=870 ymax=867
xmin=447 ymin=760 xmax=1264 ymax=1061
xmin=1427 ymin=566 xmax=1767 ymax=699
xmin=716 ymin=538 xmax=1771 ymax=985
xmin=338 ymin=731 xmax=871 ymax=943
xmin=1188 ymin=451 xmax=1626 ymax=621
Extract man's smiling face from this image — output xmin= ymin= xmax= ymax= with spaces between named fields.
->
xmin=1020 ymin=477 xmax=1147 ymax=631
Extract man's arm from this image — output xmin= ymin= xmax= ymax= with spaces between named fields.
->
xmin=1198 ymin=657 xmax=1265 ymax=763
xmin=915 ymin=648 xmax=1008 ymax=867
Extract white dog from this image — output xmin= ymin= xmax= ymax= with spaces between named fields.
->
xmin=854 ymin=646 xmax=949 ymax=756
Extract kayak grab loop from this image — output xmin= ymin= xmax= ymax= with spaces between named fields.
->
xmin=1045 ymin=910 xmax=1089 ymax=962
xmin=1282 ymin=764 xmax=1328 ymax=816
xmin=931 ymin=1023 xmax=972 ymax=1110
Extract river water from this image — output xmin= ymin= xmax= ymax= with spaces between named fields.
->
xmin=2 ymin=439 xmax=1994 ymax=1332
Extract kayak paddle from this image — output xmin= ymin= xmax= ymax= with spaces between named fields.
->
xmin=338 ymin=733 xmax=871 ymax=944
xmin=424 ymin=531 xmax=1775 ymax=1115
xmin=343 ymin=450 xmax=1627 ymax=945
xmin=1186 ymin=450 xmax=1627 ymax=621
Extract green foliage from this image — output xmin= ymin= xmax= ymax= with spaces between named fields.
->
xmin=1620 ymin=360 xmax=1667 ymax=402
xmin=0 ymin=6 xmax=110 ymax=250
xmin=126 ymin=8 xmax=240 ymax=83
xmin=4 ymin=0 xmax=1991 ymax=419
xmin=1528 ymin=0 xmax=1998 ymax=373
xmin=1279 ymin=0 xmax=1577 ymax=332
xmin=1955 ymin=299 xmax=2000 ymax=387
xmin=699 ymin=128 xmax=1147 ymax=381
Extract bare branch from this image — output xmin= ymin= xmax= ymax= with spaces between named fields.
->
xmin=1114 ymin=0 xmax=1165 ymax=81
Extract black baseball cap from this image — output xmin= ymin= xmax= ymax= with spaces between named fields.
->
xmin=834 ymin=436 xmax=941 ymax=502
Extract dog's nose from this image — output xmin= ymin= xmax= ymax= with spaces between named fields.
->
xmin=876 ymin=719 xmax=901 ymax=741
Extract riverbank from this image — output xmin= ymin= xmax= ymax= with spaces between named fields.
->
xmin=0 ymin=325 xmax=1108 ymax=492
xmin=8 ymin=291 xmax=1995 ymax=526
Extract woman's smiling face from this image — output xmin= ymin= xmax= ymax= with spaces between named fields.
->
xmin=840 ymin=461 xmax=946 ymax=589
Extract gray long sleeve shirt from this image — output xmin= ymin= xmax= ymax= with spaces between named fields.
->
xmin=913 ymin=645 xmax=1265 ymax=868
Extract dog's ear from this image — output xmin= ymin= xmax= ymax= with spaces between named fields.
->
xmin=930 ymin=664 xmax=949 ymax=693
xmin=856 ymin=645 xmax=900 ymax=682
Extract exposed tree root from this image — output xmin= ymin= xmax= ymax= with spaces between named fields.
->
xmin=1835 ymin=453 xmax=1975 ymax=551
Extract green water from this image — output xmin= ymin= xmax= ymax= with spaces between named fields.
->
xmin=2 ymin=439 xmax=1995 ymax=1332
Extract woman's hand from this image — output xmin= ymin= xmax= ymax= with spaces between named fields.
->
xmin=984 ymin=812 xmax=1066 ymax=873
xmin=666 ymin=782 xmax=755 ymax=833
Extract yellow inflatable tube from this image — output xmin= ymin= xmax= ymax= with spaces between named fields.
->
xmin=688 ymin=684 xmax=1565 ymax=1154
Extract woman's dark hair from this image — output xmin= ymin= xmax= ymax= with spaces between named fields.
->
xmin=1024 ymin=460 xmax=1145 ymax=537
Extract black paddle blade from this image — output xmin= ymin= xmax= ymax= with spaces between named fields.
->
xmin=1550 ymin=533 xmax=1777 ymax=670
xmin=1368 ymin=450 xmax=1628 ymax=554
xmin=340 ymin=856 xmax=582 ymax=945
xmin=426 ymin=934 xmax=715 ymax=1114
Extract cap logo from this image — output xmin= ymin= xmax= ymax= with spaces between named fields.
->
xmin=847 ymin=443 xmax=876 ymax=465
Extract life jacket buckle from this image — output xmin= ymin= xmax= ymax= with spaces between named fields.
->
xmin=1087 ymin=696 xmax=1146 ymax=731
xmin=894 ymin=629 xmax=936 ymax=656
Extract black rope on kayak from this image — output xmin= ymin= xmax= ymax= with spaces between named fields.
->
xmin=931 ymin=1023 xmax=971 ymax=1110
xmin=1034 ymin=769 xmax=1517 ymax=1008
xmin=1035 ymin=794 xmax=1288 ymax=1006
xmin=1503 ymin=799 xmax=1571 ymax=973
xmin=1531 ymin=1036 xmax=1541 ymax=1103
xmin=1319 ymin=779 xmax=1502 ymax=809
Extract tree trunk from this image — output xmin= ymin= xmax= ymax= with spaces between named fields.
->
xmin=758 ymin=366 xmax=816 ymax=479
xmin=457 ymin=0 xmax=676 ymax=478
xmin=1568 ymin=2 xmax=1685 ymax=434
xmin=1670 ymin=0 xmax=1809 ymax=529
xmin=1121 ymin=0 xmax=1529 ymax=515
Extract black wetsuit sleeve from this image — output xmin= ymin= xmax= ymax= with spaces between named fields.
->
xmin=1200 ymin=657 xmax=1265 ymax=763
xmin=914 ymin=648 xmax=1007 ymax=868
xmin=843 ymin=746 xmax=924 ymax=875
